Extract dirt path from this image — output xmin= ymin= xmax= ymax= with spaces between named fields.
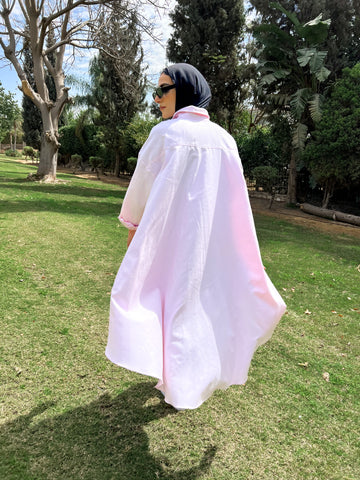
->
xmin=250 ymin=196 xmax=360 ymax=239
xmin=22 ymin=162 xmax=360 ymax=240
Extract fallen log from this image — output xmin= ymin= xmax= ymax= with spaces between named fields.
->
xmin=300 ymin=203 xmax=360 ymax=227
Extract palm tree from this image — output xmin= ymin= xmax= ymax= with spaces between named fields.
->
xmin=253 ymin=2 xmax=331 ymax=203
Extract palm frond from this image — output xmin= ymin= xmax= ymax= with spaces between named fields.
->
xmin=309 ymin=50 xmax=327 ymax=73
xmin=259 ymin=73 xmax=278 ymax=86
xmin=308 ymin=93 xmax=324 ymax=123
xmin=270 ymin=2 xmax=300 ymax=27
xmin=304 ymin=14 xmax=326 ymax=27
xmin=292 ymin=122 xmax=308 ymax=151
xmin=290 ymin=88 xmax=312 ymax=120
xmin=253 ymin=24 xmax=295 ymax=48
xmin=297 ymin=48 xmax=316 ymax=67
xmin=268 ymin=93 xmax=290 ymax=106
xmin=315 ymin=66 xmax=331 ymax=82
xmin=298 ymin=15 xmax=331 ymax=44
xmin=274 ymin=69 xmax=291 ymax=79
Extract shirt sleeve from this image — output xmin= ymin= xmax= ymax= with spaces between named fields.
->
xmin=119 ymin=125 xmax=165 ymax=230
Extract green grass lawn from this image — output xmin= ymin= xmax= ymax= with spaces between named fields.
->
xmin=0 ymin=156 xmax=359 ymax=480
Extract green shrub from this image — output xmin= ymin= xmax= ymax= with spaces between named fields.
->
xmin=23 ymin=146 xmax=35 ymax=160
xmin=5 ymin=149 xmax=21 ymax=157
xmin=70 ymin=154 xmax=82 ymax=172
xmin=71 ymin=154 xmax=82 ymax=162
xmin=89 ymin=156 xmax=103 ymax=169
xmin=59 ymin=124 xmax=102 ymax=162
xmin=126 ymin=157 xmax=137 ymax=175
xmin=236 ymin=123 xmax=290 ymax=178
xmin=252 ymin=166 xmax=278 ymax=193
xmin=123 ymin=115 xmax=160 ymax=159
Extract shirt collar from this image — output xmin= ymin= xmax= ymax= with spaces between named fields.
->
xmin=172 ymin=106 xmax=210 ymax=120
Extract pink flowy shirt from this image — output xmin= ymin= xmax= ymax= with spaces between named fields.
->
xmin=106 ymin=106 xmax=286 ymax=410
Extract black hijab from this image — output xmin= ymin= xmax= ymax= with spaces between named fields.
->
xmin=162 ymin=63 xmax=211 ymax=112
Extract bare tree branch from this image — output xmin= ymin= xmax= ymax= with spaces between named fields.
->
xmin=0 ymin=27 xmax=28 ymax=36
xmin=43 ymin=19 xmax=93 ymax=57
xmin=0 ymin=1 xmax=16 ymax=15
xmin=18 ymin=0 xmax=30 ymax=23
xmin=42 ymin=0 xmax=104 ymax=29
xmin=54 ymin=1 xmax=72 ymax=74
xmin=1 ymin=2 xmax=16 ymax=53
xmin=0 ymin=0 xmax=166 ymax=180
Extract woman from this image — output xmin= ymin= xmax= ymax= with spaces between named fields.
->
xmin=106 ymin=63 xmax=286 ymax=410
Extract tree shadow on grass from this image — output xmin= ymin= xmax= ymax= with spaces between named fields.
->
xmin=0 ymin=382 xmax=216 ymax=480
xmin=255 ymin=215 xmax=360 ymax=265
xmin=0 ymin=178 xmax=126 ymax=200
xmin=1 ymin=198 xmax=122 ymax=217
xmin=0 ymin=177 xmax=126 ymax=217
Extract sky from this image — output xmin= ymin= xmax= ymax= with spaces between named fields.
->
xmin=0 ymin=1 xmax=253 ymax=107
xmin=0 ymin=1 xmax=174 ymax=106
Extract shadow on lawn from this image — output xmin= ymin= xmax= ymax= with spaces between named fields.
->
xmin=1 ymin=173 xmax=126 ymax=216
xmin=0 ymin=178 xmax=126 ymax=199
xmin=255 ymin=216 xmax=360 ymax=266
xmin=0 ymin=382 xmax=216 ymax=480
xmin=1 ymin=197 xmax=122 ymax=217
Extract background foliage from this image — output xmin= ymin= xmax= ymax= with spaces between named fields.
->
xmin=167 ymin=0 xmax=246 ymax=131
xmin=302 ymin=63 xmax=360 ymax=208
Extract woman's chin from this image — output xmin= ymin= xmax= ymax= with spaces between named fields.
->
xmin=161 ymin=108 xmax=175 ymax=120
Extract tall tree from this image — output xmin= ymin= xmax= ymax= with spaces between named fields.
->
xmin=249 ymin=0 xmax=360 ymax=79
xmin=167 ymin=0 xmax=246 ymax=131
xmin=349 ymin=0 xmax=360 ymax=64
xmin=253 ymin=3 xmax=331 ymax=203
xmin=302 ymin=63 xmax=360 ymax=208
xmin=0 ymin=81 xmax=19 ymax=144
xmin=88 ymin=8 xmax=146 ymax=176
xmin=0 ymin=0 xmax=160 ymax=182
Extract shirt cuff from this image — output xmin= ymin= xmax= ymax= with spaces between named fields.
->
xmin=119 ymin=216 xmax=138 ymax=230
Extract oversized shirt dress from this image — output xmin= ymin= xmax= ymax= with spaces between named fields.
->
xmin=106 ymin=106 xmax=286 ymax=409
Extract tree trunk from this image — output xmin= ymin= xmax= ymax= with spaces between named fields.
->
xmin=322 ymin=188 xmax=331 ymax=209
xmin=114 ymin=150 xmax=121 ymax=177
xmin=287 ymin=150 xmax=297 ymax=204
xmin=36 ymin=131 xmax=58 ymax=181
xmin=301 ymin=203 xmax=360 ymax=226
xmin=321 ymin=179 xmax=335 ymax=209
xmin=35 ymin=105 xmax=60 ymax=181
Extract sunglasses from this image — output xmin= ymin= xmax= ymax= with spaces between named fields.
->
xmin=152 ymin=84 xmax=176 ymax=100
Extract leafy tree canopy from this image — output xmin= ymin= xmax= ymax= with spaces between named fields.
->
xmin=167 ymin=0 xmax=246 ymax=130
xmin=302 ymin=63 xmax=360 ymax=207
xmin=249 ymin=0 xmax=360 ymax=78
xmin=88 ymin=8 xmax=146 ymax=175
xmin=252 ymin=3 xmax=332 ymax=203
xmin=0 ymin=82 xmax=20 ymax=143
xmin=123 ymin=114 xmax=160 ymax=159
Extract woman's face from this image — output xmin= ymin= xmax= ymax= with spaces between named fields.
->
xmin=155 ymin=73 xmax=176 ymax=119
